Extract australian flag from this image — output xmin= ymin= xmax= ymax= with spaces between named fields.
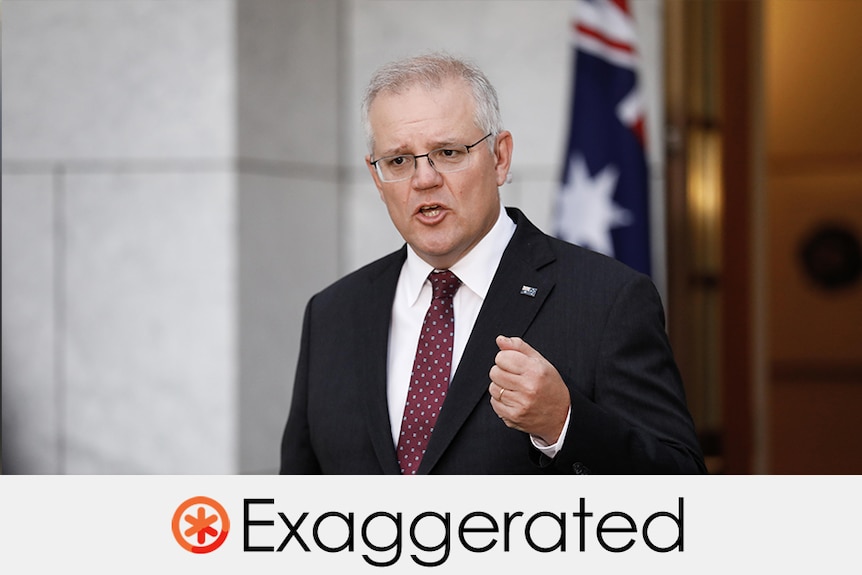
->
xmin=554 ymin=0 xmax=651 ymax=277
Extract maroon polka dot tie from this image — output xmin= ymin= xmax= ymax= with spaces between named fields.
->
xmin=397 ymin=270 xmax=462 ymax=474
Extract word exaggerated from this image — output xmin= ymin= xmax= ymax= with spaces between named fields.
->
xmin=243 ymin=497 xmax=684 ymax=567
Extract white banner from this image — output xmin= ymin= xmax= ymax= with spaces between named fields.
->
xmin=0 ymin=475 xmax=858 ymax=573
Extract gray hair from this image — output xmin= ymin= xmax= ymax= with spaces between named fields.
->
xmin=361 ymin=52 xmax=503 ymax=154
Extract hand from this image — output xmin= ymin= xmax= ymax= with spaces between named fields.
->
xmin=488 ymin=335 xmax=570 ymax=444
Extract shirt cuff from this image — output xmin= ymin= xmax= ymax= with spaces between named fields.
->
xmin=530 ymin=407 xmax=572 ymax=459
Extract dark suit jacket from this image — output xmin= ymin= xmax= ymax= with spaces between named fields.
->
xmin=280 ymin=208 xmax=706 ymax=474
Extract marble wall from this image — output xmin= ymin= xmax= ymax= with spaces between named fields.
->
xmin=234 ymin=0 xmax=342 ymax=475
xmin=1 ymin=0 xmax=663 ymax=474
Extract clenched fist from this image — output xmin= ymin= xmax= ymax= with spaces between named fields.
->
xmin=488 ymin=335 xmax=570 ymax=445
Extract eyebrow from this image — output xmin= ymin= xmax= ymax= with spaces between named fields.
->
xmin=377 ymin=138 xmax=462 ymax=158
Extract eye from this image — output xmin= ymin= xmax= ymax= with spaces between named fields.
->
xmin=384 ymin=155 xmax=409 ymax=168
xmin=432 ymin=148 xmax=467 ymax=165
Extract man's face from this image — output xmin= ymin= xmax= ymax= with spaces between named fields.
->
xmin=365 ymin=79 xmax=512 ymax=270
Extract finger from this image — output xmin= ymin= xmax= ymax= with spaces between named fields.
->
xmin=491 ymin=351 xmax=526 ymax=377
xmin=490 ymin=360 xmax=529 ymax=395
xmin=494 ymin=339 xmax=544 ymax=379
xmin=488 ymin=384 xmax=515 ymax=426
xmin=488 ymin=381 xmax=511 ymax=404
xmin=496 ymin=335 xmax=543 ymax=359
xmin=493 ymin=337 xmax=534 ymax=375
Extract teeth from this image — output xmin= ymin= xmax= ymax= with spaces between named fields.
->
xmin=420 ymin=205 xmax=440 ymax=217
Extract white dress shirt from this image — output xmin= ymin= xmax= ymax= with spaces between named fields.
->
xmin=386 ymin=203 xmax=570 ymax=457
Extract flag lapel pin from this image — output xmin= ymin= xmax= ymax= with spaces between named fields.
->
xmin=520 ymin=285 xmax=538 ymax=298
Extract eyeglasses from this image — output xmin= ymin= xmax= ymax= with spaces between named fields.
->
xmin=370 ymin=133 xmax=493 ymax=183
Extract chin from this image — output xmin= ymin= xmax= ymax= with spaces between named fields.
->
xmin=416 ymin=244 xmax=457 ymax=267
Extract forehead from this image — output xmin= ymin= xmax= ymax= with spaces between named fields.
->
xmin=368 ymin=79 xmax=476 ymax=147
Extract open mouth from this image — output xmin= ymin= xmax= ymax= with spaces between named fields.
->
xmin=418 ymin=205 xmax=442 ymax=217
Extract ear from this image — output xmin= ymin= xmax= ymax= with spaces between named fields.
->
xmin=492 ymin=131 xmax=513 ymax=187
xmin=365 ymin=155 xmax=386 ymax=200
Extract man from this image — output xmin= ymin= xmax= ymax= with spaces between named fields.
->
xmin=280 ymin=53 xmax=706 ymax=474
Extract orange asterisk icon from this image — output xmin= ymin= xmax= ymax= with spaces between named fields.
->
xmin=172 ymin=496 xmax=230 ymax=553
xmin=184 ymin=506 xmax=219 ymax=544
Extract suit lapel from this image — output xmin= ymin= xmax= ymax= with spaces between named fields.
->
xmin=359 ymin=248 xmax=406 ymax=475
xmin=418 ymin=208 xmax=557 ymax=473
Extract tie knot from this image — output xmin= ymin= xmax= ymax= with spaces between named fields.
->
xmin=429 ymin=270 xmax=461 ymax=300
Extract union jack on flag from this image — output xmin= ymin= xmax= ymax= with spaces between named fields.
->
xmin=554 ymin=0 xmax=652 ymax=277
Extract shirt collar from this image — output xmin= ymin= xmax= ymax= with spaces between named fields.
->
xmin=402 ymin=202 xmax=517 ymax=307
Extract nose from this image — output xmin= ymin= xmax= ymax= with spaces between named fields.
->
xmin=411 ymin=155 xmax=442 ymax=188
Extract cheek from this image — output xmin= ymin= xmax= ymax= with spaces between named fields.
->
xmin=460 ymin=177 xmax=500 ymax=211
xmin=378 ymin=188 xmax=410 ymax=219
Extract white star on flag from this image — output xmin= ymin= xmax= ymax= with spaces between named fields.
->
xmin=555 ymin=154 xmax=633 ymax=257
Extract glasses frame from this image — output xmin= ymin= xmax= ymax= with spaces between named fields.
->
xmin=370 ymin=133 xmax=493 ymax=183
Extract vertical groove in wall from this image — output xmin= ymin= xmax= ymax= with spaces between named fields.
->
xmin=335 ymin=0 xmax=349 ymax=277
xmin=52 ymin=165 xmax=67 ymax=475
xmin=230 ymin=0 xmax=242 ymax=475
